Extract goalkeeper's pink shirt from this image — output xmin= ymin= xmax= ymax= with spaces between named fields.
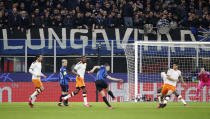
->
xmin=198 ymin=72 xmax=210 ymax=82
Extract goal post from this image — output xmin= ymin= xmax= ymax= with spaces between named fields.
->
xmin=123 ymin=41 xmax=210 ymax=102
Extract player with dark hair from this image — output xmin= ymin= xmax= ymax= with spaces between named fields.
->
xmin=158 ymin=63 xmax=186 ymax=108
xmin=28 ymin=54 xmax=47 ymax=108
xmin=89 ymin=63 xmax=123 ymax=109
xmin=58 ymin=59 xmax=71 ymax=106
xmin=196 ymin=67 xmax=210 ymax=101
xmin=157 ymin=69 xmax=187 ymax=107
xmin=62 ymin=56 xmax=91 ymax=107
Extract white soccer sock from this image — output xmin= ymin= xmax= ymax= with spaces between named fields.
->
xmin=83 ymin=94 xmax=88 ymax=105
xmin=178 ymin=95 xmax=187 ymax=104
xmin=31 ymin=96 xmax=36 ymax=104
xmin=83 ymin=97 xmax=88 ymax=105
xmin=64 ymin=94 xmax=71 ymax=100
xmin=31 ymin=91 xmax=38 ymax=98
xmin=164 ymin=97 xmax=169 ymax=104
xmin=158 ymin=96 xmax=161 ymax=103
xmin=180 ymin=99 xmax=187 ymax=105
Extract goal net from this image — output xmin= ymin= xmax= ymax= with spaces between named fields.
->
xmin=123 ymin=41 xmax=210 ymax=102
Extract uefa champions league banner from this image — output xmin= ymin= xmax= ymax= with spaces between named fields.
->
xmin=0 ymin=82 xmax=209 ymax=102
xmin=0 ymin=28 xmax=208 ymax=55
xmin=0 ymin=73 xmax=209 ymax=102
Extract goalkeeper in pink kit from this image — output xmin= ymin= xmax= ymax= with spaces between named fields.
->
xmin=196 ymin=68 xmax=210 ymax=101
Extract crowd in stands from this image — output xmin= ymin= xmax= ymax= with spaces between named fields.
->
xmin=0 ymin=0 xmax=209 ymax=32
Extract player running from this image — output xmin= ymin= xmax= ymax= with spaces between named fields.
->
xmin=158 ymin=63 xmax=186 ymax=108
xmin=196 ymin=67 xmax=210 ymax=101
xmin=157 ymin=70 xmax=187 ymax=107
xmin=62 ymin=56 xmax=91 ymax=107
xmin=58 ymin=59 xmax=71 ymax=107
xmin=89 ymin=63 xmax=123 ymax=109
xmin=28 ymin=54 xmax=46 ymax=108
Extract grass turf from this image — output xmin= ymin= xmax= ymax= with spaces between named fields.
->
xmin=0 ymin=102 xmax=210 ymax=119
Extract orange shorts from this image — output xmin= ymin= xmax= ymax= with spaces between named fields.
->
xmin=76 ymin=77 xmax=85 ymax=87
xmin=161 ymin=84 xmax=176 ymax=95
xmin=32 ymin=79 xmax=43 ymax=88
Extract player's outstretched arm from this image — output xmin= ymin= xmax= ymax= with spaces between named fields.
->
xmin=106 ymin=76 xmax=123 ymax=82
xmin=89 ymin=66 xmax=100 ymax=73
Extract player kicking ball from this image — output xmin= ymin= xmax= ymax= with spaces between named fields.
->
xmin=89 ymin=63 xmax=123 ymax=109
xmin=157 ymin=70 xmax=187 ymax=107
xmin=158 ymin=63 xmax=186 ymax=108
xmin=28 ymin=54 xmax=47 ymax=108
xmin=196 ymin=67 xmax=210 ymax=101
xmin=62 ymin=56 xmax=91 ymax=107
xmin=58 ymin=59 xmax=71 ymax=107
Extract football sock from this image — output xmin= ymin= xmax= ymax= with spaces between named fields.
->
xmin=158 ymin=96 xmax=161 ymax=103
xmin=64 ymin=92 xmax=75 ymax=100
xmin=163 ymin=95 xmax=170 ymax=104
xmin=31 ymin=90 xmax=38 ymax=98
xmin=103 ymin=96 xmax=111 ymax=107
xmin=59 ymin=94 xmax=65 ymax=102
xmin=108 ymin=91 xmax=115 ymax=98
xmin=64 ymin=94 xmax=68 ymax=104
xmin=196 ymin=88 xmax=200 ymax=99
xmin=178 ymin=95 xmax=186 ymax=104
xmin=31 ymin=96 xmax=36 ymax=104
xmin=181 ymin=99 xmax=187 ymax=105
xmin=83 ymin=93 xmax=88 ymax=105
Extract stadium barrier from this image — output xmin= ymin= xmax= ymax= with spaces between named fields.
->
xmin=0 ymin=73 xmax=209 ymax=102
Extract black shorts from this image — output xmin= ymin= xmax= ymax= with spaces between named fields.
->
xmin=95 ymin=80 xmax=108 ymax=92
xmin=60 ymin=85 xmax=69 ymax=92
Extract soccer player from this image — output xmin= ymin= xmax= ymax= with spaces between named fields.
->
xmin=28 ymin=54 xmax=46 ymax=108
xmin=158 ymin=63 xmax=185 ymax=108
xmin=157 ymin=70 xmax=187 ymax=107
xmin=89 ymin=63 xmax=123 ymax=109
xmin=62 ymin=56 xmax=91 ymax=107
xmin=58 ymin=59 xmax=71 ymax=106
xmin=196 ymin=67 xmax=210 ymax=101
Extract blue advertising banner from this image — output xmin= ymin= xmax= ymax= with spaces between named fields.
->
xmin=1 ymin=28 xmax=209 ymax=56
xmin=0 ymin=73 xmax=194 ymax=83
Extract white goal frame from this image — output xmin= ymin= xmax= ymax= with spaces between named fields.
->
xmin=131 ymin=41 xmax=210 ymax=102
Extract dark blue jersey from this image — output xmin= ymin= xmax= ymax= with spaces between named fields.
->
xmin=96 ymin=66 xmax=108 ymax=81
xmin=59 ymin=66 xmax=69 ymax=85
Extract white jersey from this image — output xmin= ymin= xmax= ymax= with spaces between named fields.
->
xmin=161 ymin=72 xmax=167 ymax=84
xmin=74 ymin=62 xmax=87 ymax=78
xmin=166 ymin=69 xmax=181 ymax=86
xmin=29 ymin=61 xmax=44 ymax=79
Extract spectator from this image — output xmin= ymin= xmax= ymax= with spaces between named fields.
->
xmin=83 ymin=12 xmax=96 ymax=30
xmin=122 ymin=1 xmax=135 ymax=27
xmin=0 ymin=0 xmax=208 ymax=30
xmin=20 ymin=11 xmax=30 ymax=32
xmin=40 ymin=15 xmax=47 ymax=28
xmin=63 ymin=14 xmax=73 ymax=27
xmin=54 ymin=15 xmax=63 ymax=27
xmin=115 ymin=13 xmax=124 ymax=27
xmin=105 ymin=14 xmax=115 ymax=28
xmin=8 ymin=8 xmax=20 ymax=31
xmin=74 ymin=13 xmax=84 ymax=28
xmin=95 ymin=13 xmax=104 ymax=29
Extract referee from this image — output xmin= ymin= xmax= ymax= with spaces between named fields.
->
xmin=89 ymin=63 xmax=123 ymax=109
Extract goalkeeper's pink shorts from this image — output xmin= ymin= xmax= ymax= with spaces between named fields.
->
xmin=197 ymin=81 xmax=210 ymax=89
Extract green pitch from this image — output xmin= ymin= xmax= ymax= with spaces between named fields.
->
xmin=0 ymin=102 xmax=210 ymax=119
